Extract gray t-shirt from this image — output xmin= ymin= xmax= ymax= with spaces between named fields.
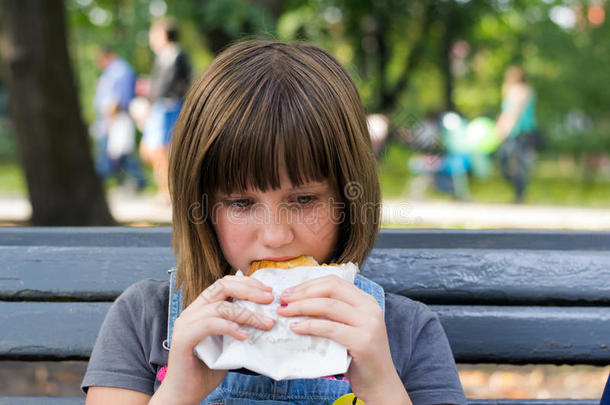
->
xmin=82 ymin=279 xmax=466 ymax=405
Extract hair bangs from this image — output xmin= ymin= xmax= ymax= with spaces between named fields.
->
xmin=201 ymin=64 xmax=337 ymax=196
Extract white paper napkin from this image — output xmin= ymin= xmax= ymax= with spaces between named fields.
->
xmin=194 ymin=263 xmax=358 ymax=380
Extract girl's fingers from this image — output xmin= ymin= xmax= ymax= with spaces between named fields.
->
xmin=193 ymin=317 xmax=252 ymax=341
xmin=173 ymin=315 xmax=248 ymax=347
xmin=183 ymin=300 xmax=275 ymax=332
xmin=174 ymin=302 xmax=275 ymax=347
xmin=277 ymin=298 xmax=361 ymax=327
xmin=281 ymin=275 xmax=378 ymax=310
xmin=214 ymin=301 xmax=275 ymax=330
xmin=191 ymin=276 xmax=274 ymax=309
xmin=289 ymin=319 xmax=356 ymax=349
xmin=174 ymin=275 xmax=276 ymax=346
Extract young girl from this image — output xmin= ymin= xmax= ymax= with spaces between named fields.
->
xmin=82 ymin=40 xmax=466 ymax=405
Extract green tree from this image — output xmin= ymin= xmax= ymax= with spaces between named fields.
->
xmin=278 ymin=0 xmax=495 ymax=115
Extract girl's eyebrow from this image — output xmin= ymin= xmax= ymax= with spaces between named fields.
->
xmin=289 ymin=182 xmax=329 ymax=191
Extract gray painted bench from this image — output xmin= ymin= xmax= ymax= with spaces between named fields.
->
xmin=0 ymin=227 xmax=608 ymax=404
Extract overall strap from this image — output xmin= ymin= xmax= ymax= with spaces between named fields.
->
xmin=354 ymin=274 xmax=385 ymax=316
xmin=164 ymin=268 xmax=181 ymax=350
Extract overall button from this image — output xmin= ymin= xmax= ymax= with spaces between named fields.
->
xmin=332 ymin=393 xmax=365 ymax=405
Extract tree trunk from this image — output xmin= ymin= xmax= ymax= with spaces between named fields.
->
xmin=440 ymin=2 xmax=457 ymax=112
xmin=0 ymin=0 xmax=114 ymax=225
xmin=381 ymin=0 xmax=436 ymax=114
xmin=375 ymin=11 xmax=391 ymax=113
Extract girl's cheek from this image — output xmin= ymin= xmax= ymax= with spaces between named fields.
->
xmin=214 ymin=210 xmax=255 ymax=270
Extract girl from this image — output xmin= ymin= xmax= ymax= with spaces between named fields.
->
xmin=82 ymin=40 xmax=466 ymax=405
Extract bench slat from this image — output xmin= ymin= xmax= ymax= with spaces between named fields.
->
xmin=0 ymin=246 xmax=173 ymax=300
xmin=376 ymin=228 xmax=610 ymax=250
xmin=2 ymin=302 xmax=608 ymax=365
xmin=432 ymin=305 xmax=610 ymax=365
xmin=0 ymin=302 xmax=110 ymax=360
xmin=0 ymin=227 xmax=172 ymax=247
xmin=365 ymin=249 xmax=610 ymax=305
xmin=3 ymin=227 xmax=610 ymax=250
xmin=1 ymin=245 xmax=608 ymax=305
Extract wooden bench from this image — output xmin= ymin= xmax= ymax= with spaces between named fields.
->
xmin=0 ymin=227 xmax=608 ymax=404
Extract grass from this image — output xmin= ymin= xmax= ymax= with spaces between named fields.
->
xmin=378 ymin=141 xmax=610 ymax=207
xmin=0 ymin=162 xmax=26 ymax=194
xmin=377 ymin=140 xmax=416 ymax=200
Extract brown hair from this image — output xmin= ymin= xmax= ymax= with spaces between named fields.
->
xmin=169 ymin=40 xmax=380 ymax=307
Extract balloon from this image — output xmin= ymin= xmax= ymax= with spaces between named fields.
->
xmin=465 ymin=117 xmax=501 ymax=154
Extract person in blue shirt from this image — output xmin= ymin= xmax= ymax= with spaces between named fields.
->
xmin=92 ymin=47 xmax=146 ymax=190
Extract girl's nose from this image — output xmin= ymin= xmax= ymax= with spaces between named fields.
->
xmin=258 ymin=206 xmax=294 ymax=248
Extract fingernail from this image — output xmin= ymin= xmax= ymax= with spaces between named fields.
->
xmin=280 ymin=303 xmax=288 ymax=308
xmin=290 ymin=321 xmax=300 ymax=328
xmin=237 ymin=327 xmax=249 ymax=336
xmin=283 ymin=287 xmax=295 ymax=297
xmin=263 ymin=291 xmax=274 ymax=299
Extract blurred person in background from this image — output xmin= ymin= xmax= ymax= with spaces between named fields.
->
xmin=495 ymin=65 xmax=538 ymax=204
xmin=138 ymin=17 xmax=191 ymax=203
xmin=367 ymin=113 xmax=390 ymax=156
xmin=92 ymin=47 xmax=146 ymax=192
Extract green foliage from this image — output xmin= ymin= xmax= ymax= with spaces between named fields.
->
xmin=0 ymin=163 xmax=26 ymax=193
xmin=199 ymin=0 xmax=272 ymax=38
xmin=0 ymin=127 xmax=17 ymax=163
xmin=62 ymin=0 xmax=610 ymax=156
xmin=4 ymin=0 xmax=608 ymax=206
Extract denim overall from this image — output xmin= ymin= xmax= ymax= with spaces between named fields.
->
xmin=165 ymin=269 xmax=385 ymax=405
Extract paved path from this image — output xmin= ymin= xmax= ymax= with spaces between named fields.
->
xmin=2 ymin=192 xmax=610 ymax=229
xmin=382 ymin=200 xmax=610 ymax=229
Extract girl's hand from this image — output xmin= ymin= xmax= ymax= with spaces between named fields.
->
xmin=277 ymin=276 xmax=411 ymax=405
xmin=154 ymin=275 xmax=275 ymax=405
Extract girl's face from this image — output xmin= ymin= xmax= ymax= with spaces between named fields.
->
xmin=211 ymin=167 xmax=342 ymax=273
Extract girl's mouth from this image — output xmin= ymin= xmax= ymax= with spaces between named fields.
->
xmin=260 ymin=256 xmax=297 ymax=261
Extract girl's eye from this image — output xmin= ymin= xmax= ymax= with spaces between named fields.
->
xmin=294 ymin=195 xmax=317 ymax=205
xmin=227 ymin=199 xmax=251 ymax=209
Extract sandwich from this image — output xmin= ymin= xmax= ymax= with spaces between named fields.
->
xmin=248 ymin=255 xmax=346 ymax=276
xmin=248 ymin=255 xmax=318 ymax=276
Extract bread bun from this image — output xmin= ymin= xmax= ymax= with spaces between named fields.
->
xmin=248 ymin=255 xmax=318 ymax=276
